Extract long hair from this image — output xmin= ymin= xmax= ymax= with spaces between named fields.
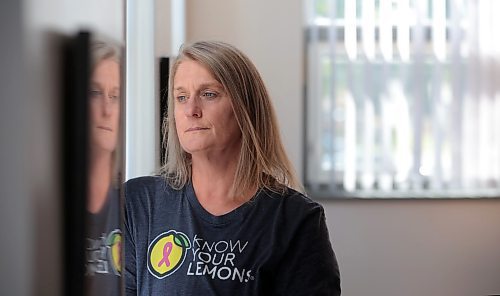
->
xmin=160 ymin=41 xmax=303 ymax=196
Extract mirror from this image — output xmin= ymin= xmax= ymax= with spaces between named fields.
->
xmin=62 ymin=32 xmax=125 ymax=296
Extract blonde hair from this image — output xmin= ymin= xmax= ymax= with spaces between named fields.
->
xmin=161 ymin=41 xmax=303 ymax=196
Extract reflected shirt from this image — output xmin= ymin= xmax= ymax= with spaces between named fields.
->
xmin=85 ymin=187 xmax=122 ymax=296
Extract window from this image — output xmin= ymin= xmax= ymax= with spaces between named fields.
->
xmin=305 ymin=0 xmax=500 ymax=198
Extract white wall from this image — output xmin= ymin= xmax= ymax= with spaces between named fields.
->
xmin=1 ymin=1 xmax=124 ymax=295
xmin=326 ymin=199 xmax=500 ymax=296
xmin=184 ymin=0 xmax=500 ymax=295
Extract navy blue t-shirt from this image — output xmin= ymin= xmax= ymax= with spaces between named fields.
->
xmin=125 ymin=176 xmax=340 ymax=295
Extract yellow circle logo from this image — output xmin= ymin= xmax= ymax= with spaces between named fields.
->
xmin=148 ymin=230 xmax=191 ymax=279
xmin=107 ymin=229 xmax=122 ymax=275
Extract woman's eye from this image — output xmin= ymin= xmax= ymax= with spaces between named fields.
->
xmin=203 ymin=92 xmax=217 ymax=99
xmin=176 ymin=95 xmax=187 ymax=102
xmin=90 ymin=89 xmax=103 ymax=97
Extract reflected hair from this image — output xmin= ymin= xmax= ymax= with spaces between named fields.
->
xmin=90 ymin=40 xmax=121 ymax=69
xmin=160 ymin=40 xmax=303 ymax=196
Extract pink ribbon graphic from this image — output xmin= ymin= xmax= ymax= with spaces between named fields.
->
xmin=157 ymin=242 xmax=173 ymax=268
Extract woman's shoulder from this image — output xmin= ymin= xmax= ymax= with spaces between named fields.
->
xmin=124 ymin=175 xmax=177 ymax=201
xmin=126 ymin=175 xmax=164 ymax=192
xmin=125 ymin=175 xmax=164 ymax=188
xmin=261 ymin=186 xmax=325 ymax=217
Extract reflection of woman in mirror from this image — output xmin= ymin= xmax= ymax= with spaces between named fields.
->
xmin=88 ymin=42 xmax=120 ymax=214
xmin=85 ymin=40 xmax=122 ymax=296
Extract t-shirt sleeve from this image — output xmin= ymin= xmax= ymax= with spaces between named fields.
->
xmin=274 ymin=204 xmax=341 ymax=296
xmin=124 ymin=185 xmax=137 ymax=296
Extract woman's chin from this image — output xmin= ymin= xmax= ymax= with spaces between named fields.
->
xmin=91 ymin=141 xmax=117 ymax=155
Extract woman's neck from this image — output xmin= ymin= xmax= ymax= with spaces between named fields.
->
xmin=87 ymin=151 xmax=113 ymax=213
xmin=191 ymin=152 xmax=255 ymax=216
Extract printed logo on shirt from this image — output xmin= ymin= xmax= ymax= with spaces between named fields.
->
xmin=148 ymin=230 xmax=192 ymax=279
xmin=107 ymin=229 xmax=122 ymax=275
xmin=186 ymin=235 xmax=255 ymax=283
xmin=86 ymin=229 xmax=122 ymax=276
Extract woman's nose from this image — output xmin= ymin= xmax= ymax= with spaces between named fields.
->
xmin=184 ymin=96 xmax=202 ymax=118
xmin=102 ymin=93 xmax=113 ymax=116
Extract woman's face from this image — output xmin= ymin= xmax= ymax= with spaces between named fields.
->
xmin=173 ymin=59 xmax=242 ymax=158
xmin=89 ymin=58 xmax=120 ymax=154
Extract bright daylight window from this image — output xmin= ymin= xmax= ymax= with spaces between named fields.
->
xmin=304 ymin=0 xmax=500 ymax=198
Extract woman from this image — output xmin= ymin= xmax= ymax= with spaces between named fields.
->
xmin=85 ymin=40 xmax=122 ymax=296
xmin=125 ymin=41 xmax=341 ymax=295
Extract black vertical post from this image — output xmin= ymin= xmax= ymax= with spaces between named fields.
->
xmin=62 ymin=31 xmax=90 ymax=296
xmin=159 ymin=57 xmax=170 ymax=166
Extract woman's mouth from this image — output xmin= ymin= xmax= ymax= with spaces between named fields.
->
xmin=97 ymin=126 xmax=113 ymax=132
xmin=186 ymin=127 xmax=209 ymax=132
